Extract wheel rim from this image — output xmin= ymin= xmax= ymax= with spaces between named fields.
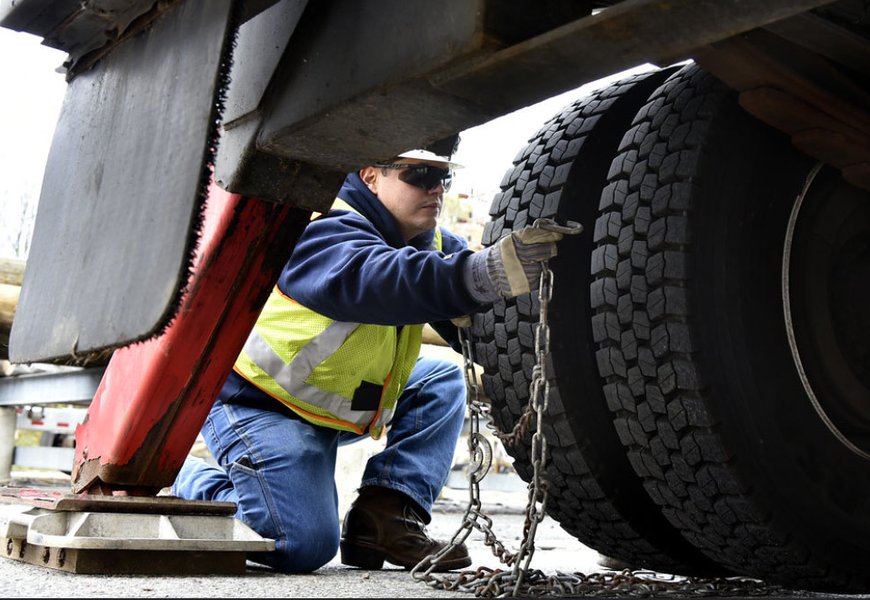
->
xmin=783 ymin=163 xmax=870 ymax=458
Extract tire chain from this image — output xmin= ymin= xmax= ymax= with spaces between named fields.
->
xmin=410 ymin=238 xmax=787 ymax=597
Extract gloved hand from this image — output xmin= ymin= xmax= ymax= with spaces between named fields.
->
xmin=463 ymin=219 xmax=582 ymax=303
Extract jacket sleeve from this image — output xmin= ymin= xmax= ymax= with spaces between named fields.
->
xmin=278 ymin=211 xmax=484 ymax=325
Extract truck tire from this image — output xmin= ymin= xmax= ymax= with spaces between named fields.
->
xmin=591 ymin=63 xmax=870 ymax=591
xmin=473 ymin=67 xmax=721 ymax=575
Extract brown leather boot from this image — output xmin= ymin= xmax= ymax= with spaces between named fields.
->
xmin=340 ymin=486 xmax=471 ymax=571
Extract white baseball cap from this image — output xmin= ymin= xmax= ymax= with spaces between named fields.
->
xmin=397 ymin=149 xmax=464 ymax=170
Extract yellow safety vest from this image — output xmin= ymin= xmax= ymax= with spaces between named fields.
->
xmin=233 ymin=198 xmax=442 ymax=438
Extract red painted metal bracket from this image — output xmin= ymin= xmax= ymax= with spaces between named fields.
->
xmin=70 ymin=183 xmax=310 ymax=495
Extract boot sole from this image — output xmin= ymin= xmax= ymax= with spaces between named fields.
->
xmin=340 ymin=538 xmax=471 ymax=572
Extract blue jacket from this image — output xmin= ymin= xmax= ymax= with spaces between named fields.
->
xmin=220 ymin=172 xmax=482 ymax=408
xmin=281 ymin=172 xmax=481 ymax=333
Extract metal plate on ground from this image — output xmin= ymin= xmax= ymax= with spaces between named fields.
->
xmin=0 ymin=487 xmax=236 ymax=515
xmin=9 ymin=0 xmax=238 ymax=364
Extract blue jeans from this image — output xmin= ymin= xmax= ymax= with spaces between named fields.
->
xmin=172 ymin=356 xmax=466 ymax=573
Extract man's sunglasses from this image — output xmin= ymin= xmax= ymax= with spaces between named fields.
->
xmin=376 ymin=163 xmax=453 ymax=192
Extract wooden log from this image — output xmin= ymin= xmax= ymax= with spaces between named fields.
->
xmin=0 ymin=259 xmax=113 ymax=367
xmin=0 ymin=257 xmax=25 ymax=287
xmin=1 ymin=282 xmax=21 ymax=362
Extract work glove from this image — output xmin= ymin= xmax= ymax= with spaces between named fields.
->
xmin=463 ymin=219 xmax=582 ymax=304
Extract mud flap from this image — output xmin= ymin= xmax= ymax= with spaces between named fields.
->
xmin=10 ymin=0 xmax=240 ymax=364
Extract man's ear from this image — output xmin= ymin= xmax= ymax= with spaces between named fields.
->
xmin=359 ymin=167 xmax=378 ymax=192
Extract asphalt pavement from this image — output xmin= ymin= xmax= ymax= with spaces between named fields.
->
xmin=3 ymin=478 xmax=866 ymax=599
xmin=0 ymin=479 xmax=606 ymax=599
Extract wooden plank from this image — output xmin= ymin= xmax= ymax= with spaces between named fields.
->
xmin=0 ymin=258 xmax=24 ymax=287
xmin=792 ymin=128 xmax=870 ymax=169
xmin=739 ymin=87 xmax=870 ymax=173
xmin=696 ymin=30 xmax=870 ymax=132
xmin=739 ymin=87 xmax=846 ymax=135
xmin=0 ymin=283 xmax=20 ymax=361
xmin=0 ymin=284 xmax=19 ymax=324
xmin=695 ymin=29 xmax=870 ymax=191
xmin=764 ymin=11 xmax=870 ymax=77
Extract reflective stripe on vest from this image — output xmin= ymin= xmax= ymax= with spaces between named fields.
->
xmin=236 ymin=292 xmax=406 ymax=437
xmin=241 ymin=320 xmax=369 ymax=426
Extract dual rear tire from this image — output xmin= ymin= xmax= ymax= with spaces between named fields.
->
xmin=473 ymin=63 xmax=870 ymax=591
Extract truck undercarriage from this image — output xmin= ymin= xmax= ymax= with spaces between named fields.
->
xmin=1 ymin=0 xmax=868 ymax=592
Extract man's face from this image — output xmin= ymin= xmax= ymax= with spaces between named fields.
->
xmin=360 ymin=159 xmax=446 ymax=242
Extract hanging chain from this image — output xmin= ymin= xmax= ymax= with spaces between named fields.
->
xmin=411 ymin=222 xmax=785 ymax=597
xmin=410 ymin=255 xmax=557 ymax=596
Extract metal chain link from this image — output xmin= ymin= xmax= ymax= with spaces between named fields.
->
xmin=410 ymin=263 xmax=554 ymax=597
xmin=411 ymin=254 xmax=786 ymax=597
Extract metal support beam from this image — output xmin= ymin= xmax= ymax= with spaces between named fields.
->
xmin=12 ymin=447 xmax=74 ymax=473
xmin=435 ymin=0 xmax=838 ymax=113
xmin=0 ymin=369 xmax=103 ymax=407
xmin=239 ymin=0 xmax=837 ymax=177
